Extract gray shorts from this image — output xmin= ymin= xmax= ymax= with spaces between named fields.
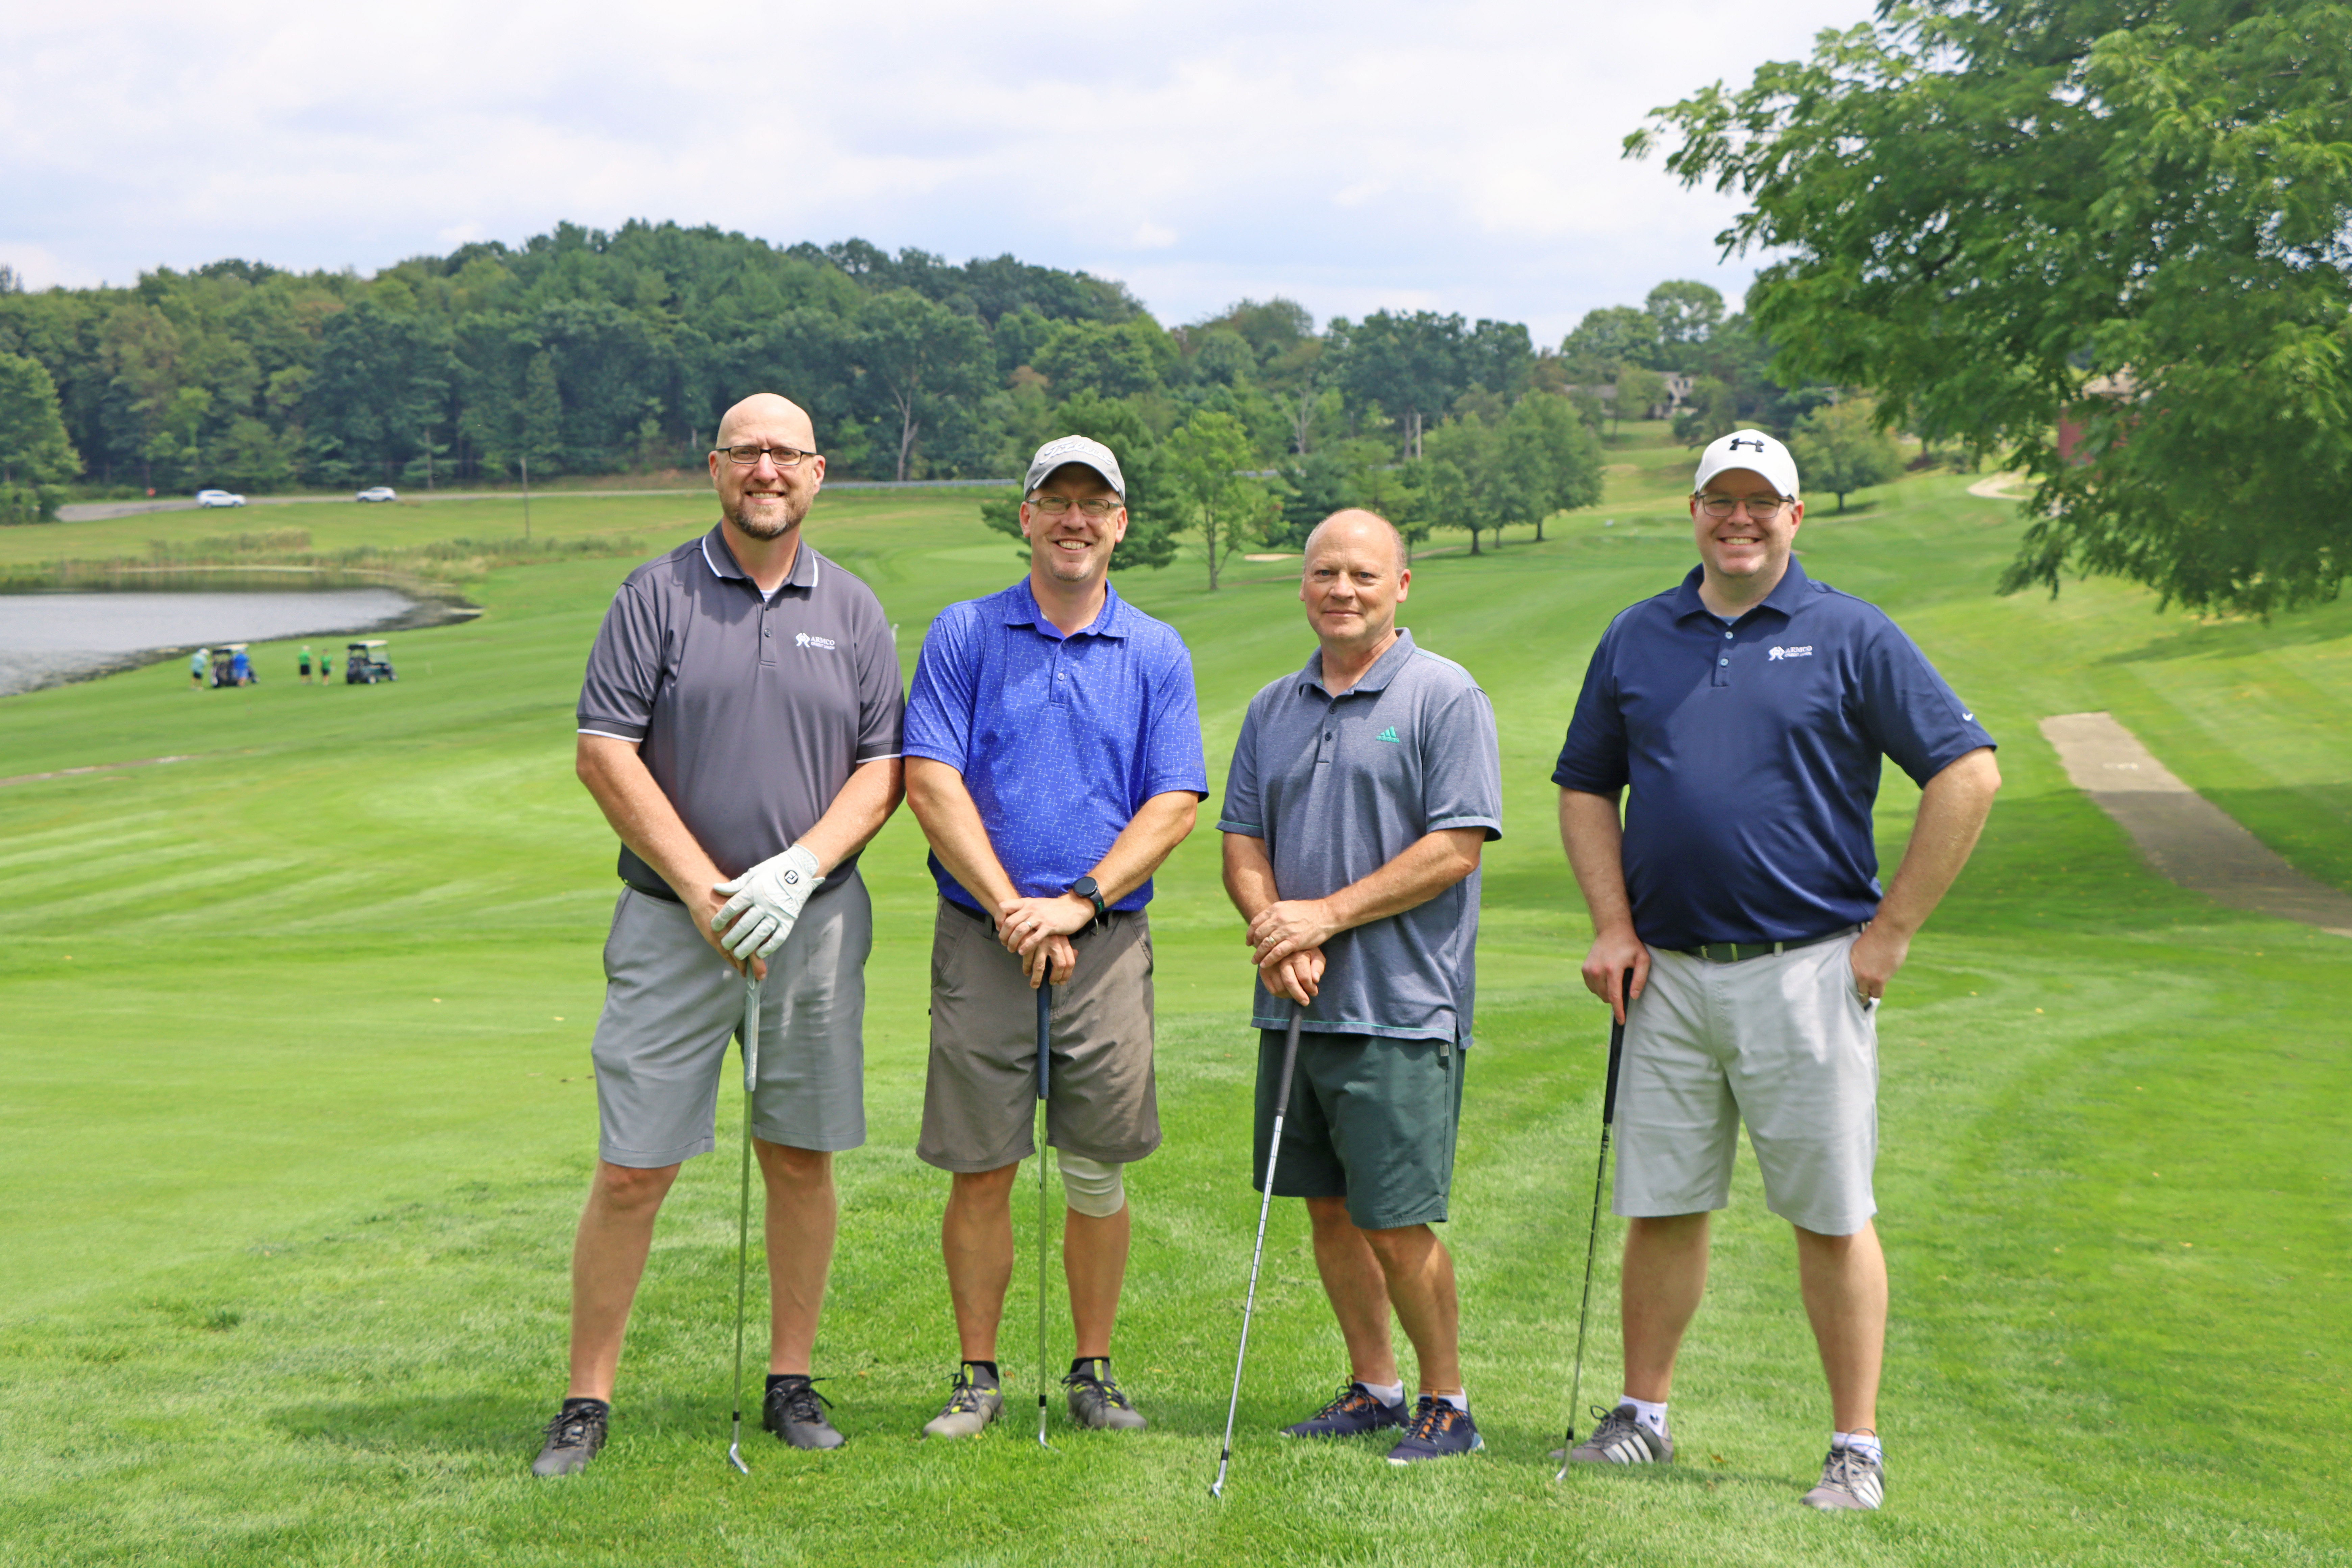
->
xmin=591 ymin=879 xmax=871 ymax=1168
xmin=1613 ymin=930 xmax=1879 ymax=1236
xmin=917 ymin=900 xmax=1160 ymax=1173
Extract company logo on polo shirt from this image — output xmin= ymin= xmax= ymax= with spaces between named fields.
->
xmin=1375 ymin=726 xmax=1402 ymax=743
xmin=793 ymin=632 xmax=838 ymax=651
xmin=1767 ymin=644 xmax=1815 ymax=661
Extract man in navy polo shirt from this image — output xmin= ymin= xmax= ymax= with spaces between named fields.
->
xmin=1553 ymin=430 xmax=1999 ymax=1511
xmin=902 ymin=435 xmax=1206 ymax=1440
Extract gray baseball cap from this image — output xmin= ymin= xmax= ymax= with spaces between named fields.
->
xmin=1693 ymin=428 xmax=1801 ymax=499
xmin=1024 ymin=435 xmax=1126 ymax=498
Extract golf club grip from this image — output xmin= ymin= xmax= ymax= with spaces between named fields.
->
xmin=1036 ymin=981 xmax=1051 ymax=1100
xmin=1270 ymin=1003 xmax=1303 ymax=1121
xmin=1600 ymin=967 xmax=1632 ymax=1126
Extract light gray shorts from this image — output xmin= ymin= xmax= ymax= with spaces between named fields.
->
xmin=1613 ymin=930 xmax=1879 ymax=1236
xmin=590 ymin=879 xmax=870 ymax=1169
xmin=917 ymin=900 xmax=1160 ymax=1173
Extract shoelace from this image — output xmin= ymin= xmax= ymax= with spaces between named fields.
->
xmin=942 ymin=1374 xmax=995 ymax=1413
xmin=773 ymin=1379 xmax=833 ymax=1423
xmin=1061 ymin=1367 xmax=1134 ymax=1408
xmin=1403 ymin=1399 xmax=1463 ymax=1443
xmin=1316 ymin=1383 xmax=1381 ymax=1419
xmin=543 ymin=1407 xmax=604 ymax=1448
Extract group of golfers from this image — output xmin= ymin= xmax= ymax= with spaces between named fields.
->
xmin=532 ymin=391 xmax=1998 ymax=1515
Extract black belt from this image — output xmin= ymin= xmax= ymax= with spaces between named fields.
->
xmin=1680 ymin=925 xmax=1857 ymax=964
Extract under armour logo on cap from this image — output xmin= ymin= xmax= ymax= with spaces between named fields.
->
xmin=1693 ymin=428 xmax=1802 ymax=501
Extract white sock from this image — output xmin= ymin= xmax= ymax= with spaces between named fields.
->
xmin=1437 ymin=1390 xmax=1468 ymax=1413
xmin=1835 ymin=1430 xmax=1883 ymax=1464
xmin=1359 ymin=1379 xmax=1405 ymax=1407
xmin=1623 ymin=1395 xmax=1669 ymax=1437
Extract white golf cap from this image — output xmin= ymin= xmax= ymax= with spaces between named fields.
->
xmin=1024 ymin=435 xmax=1125 ymax=498
xmin=1693 ymin=429 xmax=1801 ymax=499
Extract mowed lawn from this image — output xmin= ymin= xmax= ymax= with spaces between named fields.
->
xmin=1 ymin=444 xmax=2346 ymax=1566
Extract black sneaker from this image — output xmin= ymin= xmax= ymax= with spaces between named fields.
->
xmin=1385 ymin=1395 xmax=1484 ymax=1464
xmin=1282 ymin=1381 xmax=1408 ymax=1438
xmin=530 ymin=1399 xmax=608 ymax=1476
xmin=1062 ymin=1358 xmax=1147 ymax=1430
xmin=762 ymin=1375 xmax=845 ymax=1450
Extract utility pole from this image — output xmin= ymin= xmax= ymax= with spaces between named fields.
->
xmin=520 ymin=455 xmax=532 ymax=540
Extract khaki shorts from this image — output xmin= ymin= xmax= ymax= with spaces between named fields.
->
xmin=917 ymin=900 xmax=1160 ymax=1172
xmin=590 ymin=881 xmax=870 ymax=1168
xmin=1613 ymin=930 xmax=1879 ymax=1236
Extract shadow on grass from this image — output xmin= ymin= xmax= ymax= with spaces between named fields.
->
xmin=269 ymin=1392 xmax=550 ymax=1456
xmin=2093 ymin=601 xmax=2352 ymax=664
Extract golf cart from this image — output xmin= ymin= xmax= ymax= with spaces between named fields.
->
xmin=208 ymin=644 xmax=255 ymax=688
xmin=345 ymin=640 xmax=397 ymax=685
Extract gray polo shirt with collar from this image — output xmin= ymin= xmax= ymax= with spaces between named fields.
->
xmin=577 ymin=525 xmax=904 ymax=898
xmin=1219 ymin=629 xmax=1502 ymax=1046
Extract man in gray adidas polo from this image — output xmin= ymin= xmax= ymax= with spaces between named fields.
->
xmin=530 ymin=393 xmax=906 ymax=1475
xmin=1220 ymin=509 xmax=1502 ymax=1466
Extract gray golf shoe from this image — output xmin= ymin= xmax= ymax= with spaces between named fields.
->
xmin=530 ymin=1400 xmax=609 ymax=1476
xmin=1062 ymin=1358 xmax=1147 ymax=1430
xmin=922 ymin=1368 xmax=1003 ymax=1440
xmin=1802 ymin=1445 xmax=1886 ymax=1511
xmin=1562 ymin=1402 xmax=1673 ymax=1466
xmin=763 ymin=1376 xmax=845 ymax=1450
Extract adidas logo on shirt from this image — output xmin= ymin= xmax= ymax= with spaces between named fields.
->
xmin=1375 ymin=726 xmax=1401 ymax=743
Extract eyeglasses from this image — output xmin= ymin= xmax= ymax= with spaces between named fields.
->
xmin=1697 ymin=493 xmax=1792 ymax=519
xmin=720 ymin=445 xmax=818 ymax=468
xmin=1028 ymin=495 xmax=1121 ymax=517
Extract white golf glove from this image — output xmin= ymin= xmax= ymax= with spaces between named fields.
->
xmin=712 ymin=843 xmax=825 ymax=961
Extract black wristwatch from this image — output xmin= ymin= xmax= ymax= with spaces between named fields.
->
xmin=1067 ymin=875 xmax=1107 ymax=924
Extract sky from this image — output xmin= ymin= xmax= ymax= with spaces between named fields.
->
xmin=0 ymin=0 xmax=1873 ymax=344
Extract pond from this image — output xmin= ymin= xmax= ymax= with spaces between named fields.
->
xmin=0 ymin=581 xmax=428 ymax=697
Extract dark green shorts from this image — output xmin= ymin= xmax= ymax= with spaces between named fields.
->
xmin=1252 ymin=1030 xmax=1463 ymax=1232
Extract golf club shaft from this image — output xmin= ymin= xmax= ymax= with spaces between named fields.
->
xmin=1036 ymin=978 xmax=1053 ymax=1448
xmin=1211 ymin=1001 xmax=1304 ymax=1498
xmin=729 ymin=970 xmax=762 ymax=1474
xmin=1556 ymin=968 xmax=1631 ymax=1480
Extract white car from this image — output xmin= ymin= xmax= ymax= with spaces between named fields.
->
xmin=195 ymin=489 xmax=245 ymax=508
xmin=355 ymin=486 xmax=398 ymax=503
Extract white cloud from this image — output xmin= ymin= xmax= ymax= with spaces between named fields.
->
xmin=0 ymin=0 xmax=1869 ymax=338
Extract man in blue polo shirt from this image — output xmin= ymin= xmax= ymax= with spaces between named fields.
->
xmin=1553 ymin=430 xmax=1999 ymax=1511
xmin=902 ymin=435 xmax=1206 ymax=1440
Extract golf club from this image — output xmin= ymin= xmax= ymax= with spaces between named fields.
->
xmin=1553 ymin=967 xmax=1632 ymax=1481
xmin=1035 ymin=977 xmax=1054 ymax=1449
xmin=1209 ymin=999 xmax=1304 ymax=1500
xmin=726 ymin=968 xmax=762 ymax=1475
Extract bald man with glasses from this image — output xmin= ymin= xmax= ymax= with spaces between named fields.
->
xmin=1552 ymin=428 xmax=1999 ymax=1512
xmin=535 ymin=392 xmax=906 ymax=1473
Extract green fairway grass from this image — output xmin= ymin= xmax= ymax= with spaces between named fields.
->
xmin=2 ymin=446 xmax=2346 ymax=1565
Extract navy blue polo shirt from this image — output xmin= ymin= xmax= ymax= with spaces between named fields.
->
xmin=1552 ymin=558 xmax=1993 ymax=950
xmin=903 ymin=577 xmax=1207 ymax=912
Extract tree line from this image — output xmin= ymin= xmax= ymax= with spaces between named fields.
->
xmin=0 ymin=225 xmax=1829 ymax=567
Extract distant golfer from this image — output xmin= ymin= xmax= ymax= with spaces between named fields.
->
xmin=1552 ymin=429 xmax=1999 ymax=1510
xmin=188 ymin=649 xmax=207 ymax=689
xmin=1218 ymin=508 xmax=1502 ymax=1465
xmin=901 ymin=435 xmax=1204 ymax=1439
xmin=299 ymin=645 xmax=313 ymax=684
xmin=533 ymin=392 xmax=905 ymax=1476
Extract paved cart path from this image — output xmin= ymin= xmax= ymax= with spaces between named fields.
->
xmin=2040 ymin=711 xmax=2352 ymax=937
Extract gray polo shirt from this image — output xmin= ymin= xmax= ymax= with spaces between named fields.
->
xmin=577 ymin=526 xmax=904 ymax=897
xmin=1219 ymin=629 xmax=1502 ymax=1046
